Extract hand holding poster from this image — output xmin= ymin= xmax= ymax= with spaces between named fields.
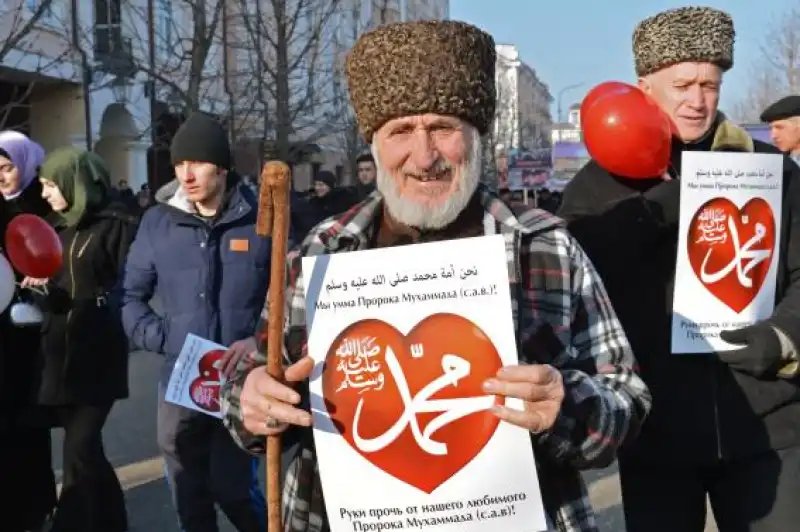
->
xmin=671 ymin=151 xmax=783 ymax=353
xmin=165 ymin=334 xmax=227 ymax=418
xmin=301 ymin=235 xmax=547 ymax=532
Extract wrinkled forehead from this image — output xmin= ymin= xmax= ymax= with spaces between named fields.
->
xmin=377 ymin=113 xmax=467 ymax=135
xmin=770 ymin=117 xmax=800 ymax=129
xmin=649 ymin=61 xmax=723 ymax=85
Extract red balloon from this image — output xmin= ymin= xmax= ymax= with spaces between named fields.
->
xmin=5 ymin=214 xmax=63 ymax=278
xmin=582 ymin=82 xmax=672 ymax=179
xmin=580 ymin=81 xmax=632 ymax=121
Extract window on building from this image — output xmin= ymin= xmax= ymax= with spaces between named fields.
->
xmin=335 ymin=165 xmax=343 ymax=184
xmin=156 ymin=0 xmax=174 ymax=54
xmin=312 ymin=163 xmax=322 ymax=180
xmin=94 ymin=0 xmax=123 ymax=59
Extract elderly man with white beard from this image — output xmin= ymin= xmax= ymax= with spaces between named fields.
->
xmin=220 ymin=20 xmax=651 ymax=532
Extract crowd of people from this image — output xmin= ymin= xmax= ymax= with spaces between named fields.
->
xmin=0 ymin=106 xmax=380 ymax=532
xmin=3 ymin=6 xmax=800 ymax=532
xmin=0 ymin=132 xmax=137 ymax=532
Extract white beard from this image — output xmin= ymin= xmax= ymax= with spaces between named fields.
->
xmin=373 ymin=126 xmax=482 ymax=230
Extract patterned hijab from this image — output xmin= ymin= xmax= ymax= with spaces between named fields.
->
xmin=0 ymin=130 xmax=45 ymax=200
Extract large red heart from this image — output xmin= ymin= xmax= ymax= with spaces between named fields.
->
xmin=686 ymin=197 xmax=776 ymax=314
xmin=321 ymin=313 xmax=502 ymax=494
xmin=189 ymin=349 xmax=225 ymax=412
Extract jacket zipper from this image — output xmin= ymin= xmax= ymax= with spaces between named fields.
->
xmin=63 ymin=230 xmax=79 ymax=384
xmin=711 ymin=366 xmax=723 ymax=460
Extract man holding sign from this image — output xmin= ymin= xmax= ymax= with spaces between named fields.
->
xmin=559 ymin=6 xmax=800 ymax=532
xmin=220 ymin=20 xmax=649 ymax=532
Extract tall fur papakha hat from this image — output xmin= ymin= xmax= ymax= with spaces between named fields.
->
xmin=345 ymin=20 xmax=496 ymax=142
xmin=632 ymin=6 xmax=735 ymax=77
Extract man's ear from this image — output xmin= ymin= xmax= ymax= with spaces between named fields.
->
xmin=637 ymin=77 xmax=651 ymax=93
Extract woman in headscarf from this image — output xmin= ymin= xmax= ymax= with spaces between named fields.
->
xmin=0 ymin=130 xmax=58 ymax=532
xmin=29 ymin=147 xmax=139 ymax=532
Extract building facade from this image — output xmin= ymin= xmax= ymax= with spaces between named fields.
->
xmin=551 ymin=103 xmax=582 ymax=143
xmin=1 ymin=0 xmax=452 ymax=193
xmin=1 ymin=0 xmax=149 ymax=190
xmin=492 ymin=44 xmax=553 ymax=154
xmin=0 ymin=0 xmax=251 ymax=191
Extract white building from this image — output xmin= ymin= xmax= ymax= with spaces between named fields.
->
xmin=551 ymin=103 xmax=582 ymax=143
xmin=0 ymin=0 xmax=251 ymax=191
xmin=492 ymin=44 xmax=553 ymax=153
xmin=0 ymin=0 xmax=147 ymax=190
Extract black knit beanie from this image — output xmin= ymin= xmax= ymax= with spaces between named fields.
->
xmin=314 ymin=170 xmax=336 ymax=188
xmin=170 ymin=112 xmax=232 ymax=170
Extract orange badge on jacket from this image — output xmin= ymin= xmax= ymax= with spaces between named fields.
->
xmin=229 ymin=238 xmax=249 ymax=252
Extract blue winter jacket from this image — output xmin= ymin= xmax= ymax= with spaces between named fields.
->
xmin=121 ymin=178 xmax=272 ymax=383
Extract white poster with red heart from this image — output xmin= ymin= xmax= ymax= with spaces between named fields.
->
xmin=165 ymin=334 xmax=227 ymax=418
xmin=301 ymin=235 xmax=548 ymax=532
xmin=671 ymin=151 xmax=783 ymax=353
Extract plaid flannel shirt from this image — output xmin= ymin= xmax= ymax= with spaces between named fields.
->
xmin=221 ymin=185 xmax=651 ymax=532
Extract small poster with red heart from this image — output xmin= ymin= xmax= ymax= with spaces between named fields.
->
xmin=165 ymin=334 xmax=227 ymax=418
xmin=671 ymin=151 xmax=783 ymax=353
xmin=301 ymin=235 xmax=547 ymax=532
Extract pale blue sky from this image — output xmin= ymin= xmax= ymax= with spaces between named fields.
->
xmin=451 ymin=0 xmax=797 ymax=121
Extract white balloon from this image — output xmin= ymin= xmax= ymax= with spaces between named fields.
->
xmin=0 ymin=254 xmax=15 ymax=314
xmin=10 ymin=302 xmax=43 ymax=326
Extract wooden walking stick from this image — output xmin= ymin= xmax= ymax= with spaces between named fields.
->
xmin=256 ymin=161 xmax=292 ymax=532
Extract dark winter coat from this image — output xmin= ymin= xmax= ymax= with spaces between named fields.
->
xmin=0 ymin=180 xmax=59 ymax=411
xmin=33 ymin=202 xmax=139 ymax=405
xmin=293 ymin=188 xmax=366 ymax=243
xmin=121 ymin=176 xmax=273 ymax=384
xmin=558 ymin=117 xmax=800 ymax=465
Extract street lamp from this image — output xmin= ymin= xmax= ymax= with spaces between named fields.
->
xmin=166 ymin=90 xmax=183 ymax=114
xmin=557 ymin=82 xmax=585 ymax=122
xmin=111 ymin=75 xmax=131 ymax=105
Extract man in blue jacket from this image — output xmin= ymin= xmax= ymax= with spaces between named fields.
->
xmin=121 ymin=112 xmax=267 ymax=532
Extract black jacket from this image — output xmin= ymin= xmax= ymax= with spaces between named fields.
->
xmin=292 ymin=187 xmax=363 ymax=242
xmin=0 ymin=181 xmax=58 ymax=413
xmin=33 ymin=202 xmax=139 ymax=405
xmin=558 ymin=118 xmax=800 ymax=464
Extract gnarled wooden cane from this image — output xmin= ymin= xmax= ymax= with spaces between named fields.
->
xmin=256 ymin=161 xmax=291 ymax=532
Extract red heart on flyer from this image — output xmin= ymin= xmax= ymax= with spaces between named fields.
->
xmin=189 ymin=349 xmax=225 ymax=412
xmin=686 ymin=197 xmax=776 ymax=314
xmin=321 ymin=313 xmax=503 ymax=494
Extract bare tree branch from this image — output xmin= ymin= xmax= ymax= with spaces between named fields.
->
xmin=0 ymin=1 xmax=75 ymax=131
xmin=116 ymin=0 xmax=272 ymax=148
xmin=237 ymin=0 xmax=344 ymax=161
xmin=733 ymin=5 xmax=800 ymax=122
xmin=123 ymin=0 xmax=232 ymax=113
xmin=326 ymin=0 xmax=391 ymax=181
xmin=0 ymin=0 xmax=56 ymax=60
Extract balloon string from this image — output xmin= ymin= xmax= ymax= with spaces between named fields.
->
xmin=15 ymin=282 xmax=48 ymax=296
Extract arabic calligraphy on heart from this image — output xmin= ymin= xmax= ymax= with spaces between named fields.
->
xmin=687 ymin=197 xmax=776 ymax=314
xmin=321 ymin=313 xmax=502 ymax=494
xmin=189 ymin=349 xmax=225 ymax=412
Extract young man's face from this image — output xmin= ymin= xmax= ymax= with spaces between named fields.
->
xmin=357 ymin=160 xmax=376 ymax=185
xmin=174 ymin=161 xmax=226 ymax=203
